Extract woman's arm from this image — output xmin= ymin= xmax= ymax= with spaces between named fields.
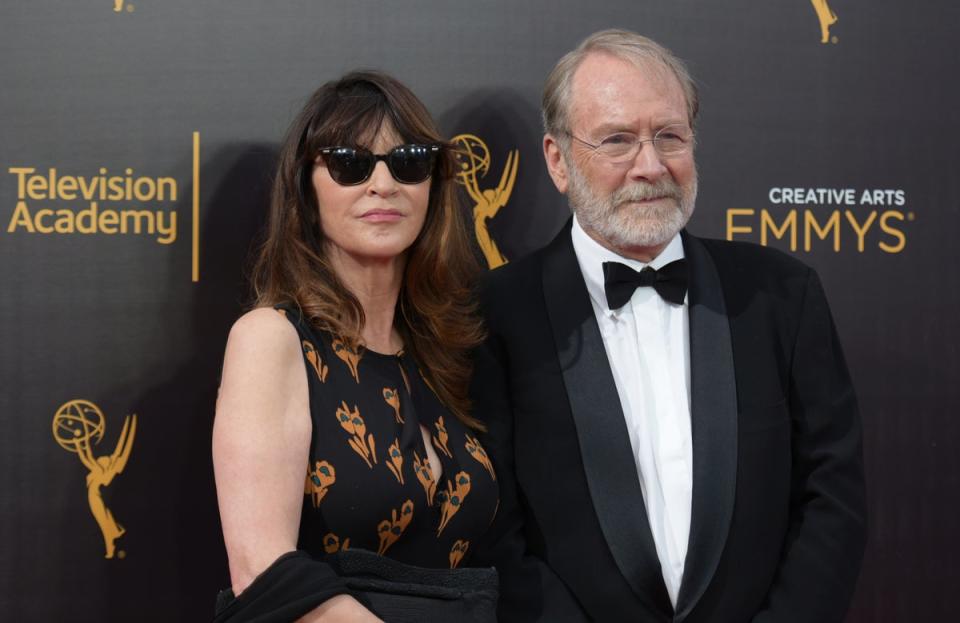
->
xmin=213 ymin=307 xmax=380 ymax=622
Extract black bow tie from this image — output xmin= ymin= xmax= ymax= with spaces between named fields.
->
xmin=602 ymin=259 xmax=688 ymax=309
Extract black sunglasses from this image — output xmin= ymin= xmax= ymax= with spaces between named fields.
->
xmin=317 ymin=144 xmax=440 ymax=186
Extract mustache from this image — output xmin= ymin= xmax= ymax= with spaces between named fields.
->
xmin=613 ymin=179 xmax=682 ymax=205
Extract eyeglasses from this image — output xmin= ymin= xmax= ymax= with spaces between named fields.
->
xmin=568 ymin=124 xmax=694 ymax=163
xmin=317 ymin=144 xmax=440 ymax=185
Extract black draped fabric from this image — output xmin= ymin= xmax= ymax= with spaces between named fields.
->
xmin=213 ymin=551 xmax=352 ymax=622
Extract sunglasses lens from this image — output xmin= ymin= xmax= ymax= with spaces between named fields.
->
xmin=324 ymin=148 xmax=372 ymax=185
xmin=388 ymin=145 xmax=436 ymax=184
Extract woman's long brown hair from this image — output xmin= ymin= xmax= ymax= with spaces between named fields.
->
xmin=250 ymin=70 xmax=485 ymax=429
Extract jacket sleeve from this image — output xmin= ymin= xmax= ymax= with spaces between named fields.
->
xmin=752 ymin=269 xmax=867 ymax=623
xmin=469 ymin=335 xmax=590 ymax=623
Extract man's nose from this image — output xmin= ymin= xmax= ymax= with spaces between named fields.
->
xmin=626 ymin=141 xmax=669 ymax=181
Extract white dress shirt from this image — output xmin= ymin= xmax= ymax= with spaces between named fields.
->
xmin=570 ymin=215 xmax=693 ymax=607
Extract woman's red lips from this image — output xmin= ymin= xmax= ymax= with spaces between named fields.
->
xmin=360 ymin=209 xmax=404 ymax=222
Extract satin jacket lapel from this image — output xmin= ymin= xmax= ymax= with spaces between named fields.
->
xmin=540 ymin=225 xmax=672 ymax=615
xmin=674 ymin=232 xmax=739 ymax=621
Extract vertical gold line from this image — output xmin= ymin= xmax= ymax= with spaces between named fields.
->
xmin=192 ymin=131 xmax=200 ymax=282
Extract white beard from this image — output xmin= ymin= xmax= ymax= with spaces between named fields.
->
xmin=566 ymin=159 xmax=697 ymax=252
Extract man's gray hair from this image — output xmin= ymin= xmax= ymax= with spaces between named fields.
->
xmin=542 ymin=29 xmax=699 ymax=138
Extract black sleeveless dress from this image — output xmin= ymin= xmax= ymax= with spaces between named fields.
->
xmin=277 ymin=306 xmax=499 ymax=570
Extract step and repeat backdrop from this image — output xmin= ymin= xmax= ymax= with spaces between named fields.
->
xmin=1 ymin=1 xmax=957 ymax=621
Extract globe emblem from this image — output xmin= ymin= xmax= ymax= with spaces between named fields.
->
xmin=52 ymin=399 xmax=105 ymax=453
xmin=452 ymin=134 xmax=491 ymax=183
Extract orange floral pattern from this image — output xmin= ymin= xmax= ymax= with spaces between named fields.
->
xmin=386 ymin=438 xmax=404 ymax=484
xmin=303 ymin=340 xmax=329 ymax=383
xmin=437 ymin=471 xmax=471 ymax=535
xmin=336 ymin=401 xmax=377 ymax=468
xmin=382 ymin=387 xmax=402 ymax=423
xmin=465 ymin=434 xmax=496 ymax=481
xmin=323 ymin=532 xmax=350 ymax=554
xmin=449 ymin=539 xmax=469 ymax=569
xmin=413 ymin=451 xmax=437 ymax=505
xmin=432 ymin=416 xmax=453 ymax=459
xmin=377 ymin=500 xmax=414 ymax=555
xmin=276 ymin=305 xmax=498 ymax=571
xmin=332 ymin=338 xmax=361 ymax=382
xmin=304 ymin=460 xmax=336 ymax=507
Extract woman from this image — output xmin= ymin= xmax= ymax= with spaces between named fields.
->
xmin=212 ymin=71 xmax=499 ymax=622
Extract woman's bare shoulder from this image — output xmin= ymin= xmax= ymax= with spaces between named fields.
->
xmin=224 ymin=306 xmax=305 ymax=365
xmin=228 ymin=307 xmax=299 ymax=347
xmin=218 ymin=307 xmax=306 ymax=419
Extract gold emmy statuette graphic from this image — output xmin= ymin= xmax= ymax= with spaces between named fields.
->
xmin=52 ymin=400 xmax=137 ymax=559
xmin=810 ymin=0 xmax=838 ymax=43
xmin=452 ymin=134 xmax=519 ymax=269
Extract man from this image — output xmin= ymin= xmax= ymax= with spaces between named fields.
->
xmin=472 ymin=30 xmax=866 ymax=622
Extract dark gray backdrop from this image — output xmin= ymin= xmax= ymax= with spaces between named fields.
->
xmin=2 ymin=1 xmax=957 ymax=620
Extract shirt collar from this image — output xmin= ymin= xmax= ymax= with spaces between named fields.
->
xmin=570 ymin=214 xmax=686 ymax=316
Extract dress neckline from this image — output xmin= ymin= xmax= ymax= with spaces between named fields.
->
xmin=360 ymin=345 xmax=404 ymax=360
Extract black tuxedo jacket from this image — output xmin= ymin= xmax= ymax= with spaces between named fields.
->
xmin=471 ymin=223 xmax=866 ymax=623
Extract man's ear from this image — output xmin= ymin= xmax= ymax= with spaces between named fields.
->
xmin=543 ymin=134 xmax=569 ymax=194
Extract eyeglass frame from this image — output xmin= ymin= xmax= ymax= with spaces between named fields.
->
xmin=564 ymin=124 xmax=695 ymax=162
xmin=315 ymin=143 xmax=442 ymax=186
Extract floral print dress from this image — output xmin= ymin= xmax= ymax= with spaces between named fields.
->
xmin=277 ymin=306 xmax=499 ymax=570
